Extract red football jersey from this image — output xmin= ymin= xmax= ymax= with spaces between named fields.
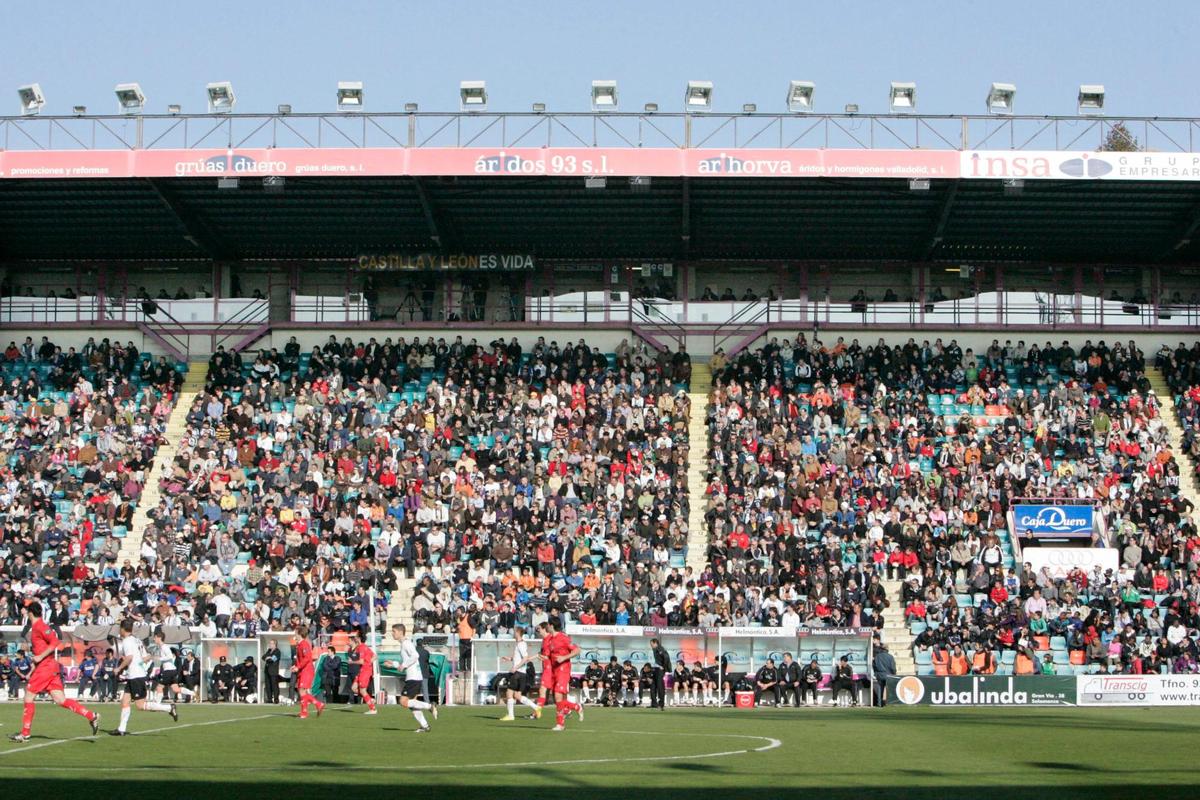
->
xmin=30 ymin=618 xmax=60 ymax=674
xmin=355 ymin=643 xmax=375 ymax=673
xmin=548 ymin=632 xmax=575 ymax=660
xmin=295 ymin=639 xmax=313 ymax=672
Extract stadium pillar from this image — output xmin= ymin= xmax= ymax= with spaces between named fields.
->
xmin=96 ymin=264 xmax=107 ymax=323
xmin=994 ymin=265 xmax=1003 ymax=325
xmin=917 ymin=266 xmax=927 ymax=325
xmin=1072 ymin=265 xmax=1083 ymax=324
xmin=798 ymin=263 xmax=808 ymax=327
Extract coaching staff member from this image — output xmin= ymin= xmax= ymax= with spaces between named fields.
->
xmin=649 ymin=638 xmax=670 ymax=710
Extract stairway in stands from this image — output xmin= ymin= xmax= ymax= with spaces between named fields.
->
xmin=386 ymin=574 xmax=418 ymax=633
xmin=880 ymin=578 xmax=917 ymax=674
xmin=685 ymin=361 xmax=713 ymax=573
xmin=117 ymin=361 xmax=207 ymax=566
xmin=1148 ymin=366 xmax=1200 ymax=512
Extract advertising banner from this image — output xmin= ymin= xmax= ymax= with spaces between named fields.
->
xmin=961 ymin=150 xmax=1200 ymax=182
xmin=356 ymin=253 xmax=535 ymax=271
xmin=1022 ymin=547 xmax=1119 ymax=579
xmin=5 ymin=146 xmax=1198 ymax=183
xmin=1012 ymin=504 xmax=1094 ymax=538
xmin=1077 ymin=674 xmax=1200 ymax=706
xmin=888 ymin=675 xmax=1076 ymax=706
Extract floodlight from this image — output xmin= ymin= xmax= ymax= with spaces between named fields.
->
xmin=263 ymin=176 xmax=285 ymax=194
xmin=1003 ymin=178 xmax=1024 ymax=195
xmin=217 ymin=176 xmax=239 ymax=190
xmin=787 ymin=80 xmax=815 ymax=112
xmin=206 ymin=82 xmax=236 ymax=113
xmin=532 ymin=102 xmax=546 ymax=113
xmin=742 ymin=103 xmax=757 ymax=114
xmin=889 ymin=81 xmax=916 ymax=112
xmin=460 ymin=80 xmax=487 ymax=111
xmin=986 ymin=82 xmax=1016 ymax=114
xmin=337 ymin=81 xmax=364 ymax=110
xmin=1077 ymin=84 xmax=1105 ymax=114
xmin=644 ymin=102 xmax=658 ymax=113
xmin=277 ymin=104 xmax=291 ymax=115
xmin=404 ymin=102 xmax=419 ymax=112
xmin=591 ymin=80 xmax=618 ymax=111
xmin=629 ymin=176 xmax=651 ymax=193
xmin=72 ymin=105 xmax=87 ymax=115
xmin=585 ymin=176 xmax=607 ymax=189
xmin=17 ymin=84 xmax=45 ymax=115
xmin=684 ymin=80 xmax=713 ymax=111
xmin=168 ymin=104 xmax=182 ymax=115
xmin=844 ymin=103 xmax=859 ymax=114
xmin=114 ymin=83 xmax=145 ymax=114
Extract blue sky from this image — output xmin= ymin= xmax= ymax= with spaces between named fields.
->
xmin=3 ymin=1 xmax=1197 ymax=118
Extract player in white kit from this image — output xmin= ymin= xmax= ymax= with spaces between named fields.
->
xmin=384 ymin=624 xmax=438 ymax=733
xmin=111 ymin=618 xmax=177 ymax=735
xmin=499 ymin=626 xmax=542 ymax=721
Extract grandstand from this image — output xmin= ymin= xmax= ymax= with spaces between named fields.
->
xmin=1 ymin=104 xmax=1200 ymax=714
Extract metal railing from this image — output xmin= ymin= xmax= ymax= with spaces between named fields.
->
xmin=2 ymin=110 xmax=1198 ymax=152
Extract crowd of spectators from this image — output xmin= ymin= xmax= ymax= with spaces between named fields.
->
xmin=142 ymin=334 xmax=694 ymax=652
xmin=0 ymin=337 xmax=180 ymax=627
xmin=703 ymin=334 xmax=1200 ymax=676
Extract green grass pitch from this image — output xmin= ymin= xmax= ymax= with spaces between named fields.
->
xmin=1 ymin=702 xmax=1198 ymax=799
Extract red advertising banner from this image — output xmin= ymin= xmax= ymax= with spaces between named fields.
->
xmin=0 ymin=147 xmax=958 ymax=180
xmin=1 ymin=146 xmax=1197 ymax=181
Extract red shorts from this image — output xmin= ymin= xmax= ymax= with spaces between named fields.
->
xmin=297 ymin=667 xmax=315 ymax=692
xmin=354 ymin=670 xmax=373 ymax=690
xmin=28 ymin=668 xmax=64 ymax=694
xmin=552 ymin=663 xmax=572 ymax=695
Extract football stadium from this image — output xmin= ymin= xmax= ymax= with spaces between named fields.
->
xmin=3 ymin=3 xmax=1200 ymax=798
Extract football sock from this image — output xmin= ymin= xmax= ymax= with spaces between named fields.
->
xmin=520 ymin=697 xmax=538 ymax=710
xmin=506 ymin=699 xmax=515 ymax=716
xmin=21 ymin=702 xmax=35 ymax=736
xmin=61 ymin=698 xmax=94 ymax=720
xmin=118 ymin=707 xmax=131 ymax=733
xmin=145 ymin=701 xmax=171 ymax=713
xmin=412 ymin=710 xmax=427 ymax=728
xmin=408 ymin=699 xmax=431 ymax=711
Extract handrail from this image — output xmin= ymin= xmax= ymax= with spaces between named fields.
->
xmin=134 ymin=300 xmax=190 ymax=362
xmin=630 ymin=301 xmax=686 ymax=351
xmin=211 ymin=299 xmax=270 ymax=352
xmin=712 ymin=301 xmax=771 ymax=354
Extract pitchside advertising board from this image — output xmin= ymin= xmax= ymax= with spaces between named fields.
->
xmin=889 ymin=676 xmax=1076 ymax=706
xmin=3 ymin=147 xmax=1200 ymax=181
xmin=889 ymin=675 xmax=1200 ymax=707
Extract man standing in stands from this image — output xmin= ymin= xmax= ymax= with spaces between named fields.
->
xmin=8 ymin=601 xmax=100 ymax=742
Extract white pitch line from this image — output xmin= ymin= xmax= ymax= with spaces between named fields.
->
xmin=0 ymin=726 xmax=782 ymax=771
xmin=0 ymin=713 xmax=281 ymax=757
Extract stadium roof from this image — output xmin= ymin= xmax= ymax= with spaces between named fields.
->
xmin=2 ymin=110 xmax=1200 ymax=264
xmin=3 ymin=174 xmax=1200 ymax=264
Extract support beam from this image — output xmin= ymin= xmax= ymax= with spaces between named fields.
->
xmin=921 ymin=180 xmax=958 ymax=261
xmin=1163 ymin=199 xmax=1200 ymax=258
xmin=412 ymin=177 xmax=446 ymax=249
xmin=146 ymin=178 xmax=231 ymax=259
xmin=680 ymin=177 xmax=691 ymax=257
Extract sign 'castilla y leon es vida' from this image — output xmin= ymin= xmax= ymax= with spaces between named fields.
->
xmin=356 ymin=253 xmax=536 ymax=271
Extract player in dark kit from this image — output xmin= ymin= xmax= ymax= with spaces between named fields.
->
xmin=10 ymin=602 xmax=100 ymax=742
xmin=581 ymin=658 xmax=605 ymax=705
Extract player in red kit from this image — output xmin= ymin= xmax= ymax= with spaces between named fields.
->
xmin=535 ymin=623 xmax=555 ymax=709
xmin=540 ymin=621 xmax=582 ymax=731
xmin=9 ymin=601 xmax=100 ymax=742
xmin=348 ymin=632 xmax=377 ymax=714
xmin=293 ymin=624 xmax=324 ymax=719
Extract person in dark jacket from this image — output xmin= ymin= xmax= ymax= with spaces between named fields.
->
xmin=872 ymin=643 xmax=898 ymax=707
xmin=754 ymin=658 xmax=780 ymax=706
xmin=210 ymin=656 xmax=234 ymax=703
xmin=831 ymin=655 xmax=858 ymax=706
xmin=778 ymin=652 xmax=801 ymax=707
xmin=799 ymin=658 xmax=823 ymax=705
xmin=262 ymin=641 xmax=282 ymax=704
xmin=649 ymin=638 xmax=670 ymax=709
